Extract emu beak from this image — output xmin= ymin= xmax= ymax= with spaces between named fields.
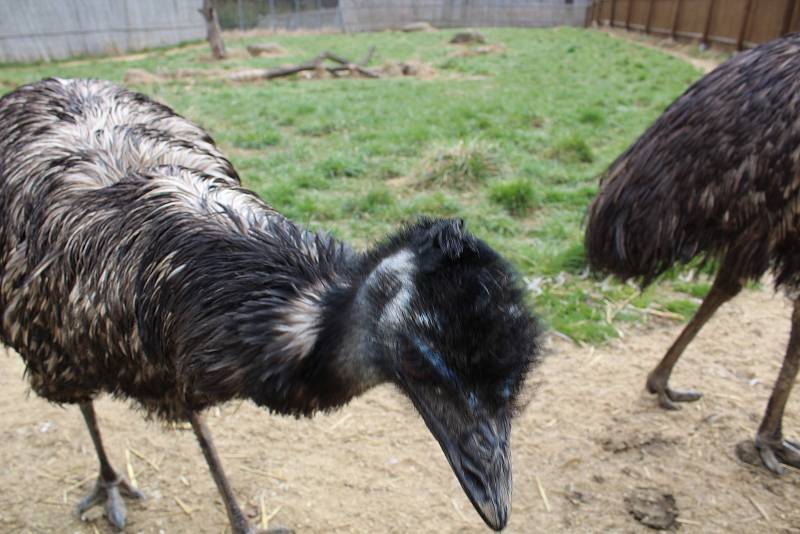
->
xmin=407 ymin=388 xmax=512 ymax=530
xmin=445 ymin=415 xmax=511 ymax=531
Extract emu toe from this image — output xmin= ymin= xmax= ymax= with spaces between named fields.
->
xmin=755 ymin=436 xmax=800 ymax=474
xmin=658 ymin=387 xmax=703 ymax=410
xmin=646 ymin=375 xmax=702 ymax=410
xmin=77 ymin=475 xmax=143 ymax=530
xmin=254 ymin=528 xmax=294 ymax=534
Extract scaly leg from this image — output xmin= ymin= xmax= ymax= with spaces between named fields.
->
xmin=77 ymin=402 xmax=144 ymax=529
xmin=754 ymin=298 xmax=800 ymax=474
xmin=646 ymin=264 xmax=743 ymax=410
xmin=189 ymin=411 xmax=292 ymax=534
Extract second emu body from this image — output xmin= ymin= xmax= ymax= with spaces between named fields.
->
xmin=586 ymin=34 xmax=800 ymax=473
xmin=0 ymin=78 xmax=540 ymax=532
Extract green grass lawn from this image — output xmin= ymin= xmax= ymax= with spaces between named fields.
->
xmin=0 ymin=27 xmax=714 ymax=343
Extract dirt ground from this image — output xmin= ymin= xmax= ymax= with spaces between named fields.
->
xmin=600 ymin=27 xmax=727 ymax=74
xmin=1 ymin=283 xmax=800 ymax=534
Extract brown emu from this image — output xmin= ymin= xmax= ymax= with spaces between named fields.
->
xmin=585 ymin=34 xmax=800 ymax=474
xmin=0 ymin=79 xmax=540 ymax=532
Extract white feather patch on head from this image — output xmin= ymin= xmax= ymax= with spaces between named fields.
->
xmin=370 ymin=249 xmax=416 ymax=326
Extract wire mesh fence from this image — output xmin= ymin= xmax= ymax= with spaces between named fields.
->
xmin=216 ymin=0 xmax=592 ymax=32
xmin=0 ymin=0 xmax=205 ymax=63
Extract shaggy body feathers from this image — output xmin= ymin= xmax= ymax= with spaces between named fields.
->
xmin=586 ymin=33 xmax=800 ymax=287
xmin=0 ymin=78 xmax=354 ymax=419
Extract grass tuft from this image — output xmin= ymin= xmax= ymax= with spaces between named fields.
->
xmin=417 ymin=139 xmax=499 ymax=188
xmin=548 ymin=134 xmax=594 ymax=163
xmin=488 ymin=178 xmax=537 ymax=216
xmin=577 ymin=108 xmax=604 ymax=125
xmin=549 ymin=242 xmax=587 ymax=274
xmin=317 ymin=156 xmax=366 ymax=179
xmin=672 ymin=281 xmax=711 ymax=299
xmin=230 ymin=129 xmax=281 ymax=149
xmin=350 ymin=187 xmax=396 ymax=215
xmin=664 ymin=299 xmax=699 ymax=320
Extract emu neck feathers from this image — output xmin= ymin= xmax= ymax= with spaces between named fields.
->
xmin=157 ymin=213 xmax=371 ymax=417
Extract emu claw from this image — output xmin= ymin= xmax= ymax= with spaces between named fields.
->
xmin=77 ymin=475 xmax=143 ymax=530
xmin=646 ymin=375 xmax=702 ymax=410
xmin=755 ymin=437 xmax=800 ymax=475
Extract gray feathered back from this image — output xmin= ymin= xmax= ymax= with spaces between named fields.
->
xmin=585 ymin=34 xmax=800 ymax=288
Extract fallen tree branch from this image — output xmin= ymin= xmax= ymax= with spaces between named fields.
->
xmin=358 ymin=46 xmax=376 ymax=66
xmin=225 ymin=50 xmax=380 ymax=82
xmin=316 ymin=51 xmax=381 ymax=78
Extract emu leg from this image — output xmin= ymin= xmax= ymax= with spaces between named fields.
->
xmin=189 ymin=411 xmax=292 ymax=534
xmin=755 ymin=298 xmax=800 ymax=474
xmin=646 ymin=268 xmax=742 ymax=410
xmin=77 ymin=402 xmax=143 ymax=529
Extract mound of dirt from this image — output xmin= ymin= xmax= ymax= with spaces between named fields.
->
xmin=449 ymin=44 xmax=507 ymax=58
xmin=450 ymin=31 xmax=486 ymax=45
xmin=381 ymin=60 xmax=436 ymax=78
xmin=297 ymin=65 xmax=332 ymax=80
xmin=246 ymin=43 xmax=287 ymax=57
xmin=401 ymin=21 xmax=434 ymax=32
xmin=123 ymin=68 xmax=162 ymax=85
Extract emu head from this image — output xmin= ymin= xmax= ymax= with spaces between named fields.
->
xmin=360 ymin=218 xmax=540 ymax=531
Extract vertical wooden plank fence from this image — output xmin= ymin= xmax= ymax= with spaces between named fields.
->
xmin=589 ymin=0 xmax=800 ymax=51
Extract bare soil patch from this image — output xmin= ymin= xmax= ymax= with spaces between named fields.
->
xmin=599 ymin=27 xmax=728 ymax=74
xmin=2 ymin=286 xmax=799 ymax=533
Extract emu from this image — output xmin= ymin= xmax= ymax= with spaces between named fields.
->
xmin=0 ymin=78 xmax=540 ymax=532
xmin=585 ymin=33 xmax=800 ymax=474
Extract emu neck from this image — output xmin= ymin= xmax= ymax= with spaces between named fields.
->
xmin=244 ymin=268 xmax=382 ymax=415
xmin=180 ymin=220 xmax=383 ymax=416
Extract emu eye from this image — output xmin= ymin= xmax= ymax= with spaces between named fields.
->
xmin=404 ymin=336 xmax=460 ymax=390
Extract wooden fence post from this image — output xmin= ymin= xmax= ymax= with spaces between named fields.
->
xmin=610 ymin=0 xmax=617 ymax=27
xmin=782 ymin=0 xmax=797 ymax=36
xmin=671 ymin=0 xmax=682 ymax=39
xmin=737 ymin=0 xmax=754 ymax=50
xmin=701 ymin=0 xmax=717 ymax=47
xmin=645 ymin=0 xmax=655 ymax=34
xmin=625 ymin=0 xmax=634 ymax=30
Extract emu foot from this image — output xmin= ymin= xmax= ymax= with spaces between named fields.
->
xmin=646 ymin=374 xmax=702 ymax=410
xmin=76 ymin=475 xmax=143 ymax=530
xmin=754 ymin=436 xmax=800 ymax=475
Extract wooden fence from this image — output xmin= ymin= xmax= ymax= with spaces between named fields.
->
xmin=588 ymin=0 xmax=800 ymax=50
